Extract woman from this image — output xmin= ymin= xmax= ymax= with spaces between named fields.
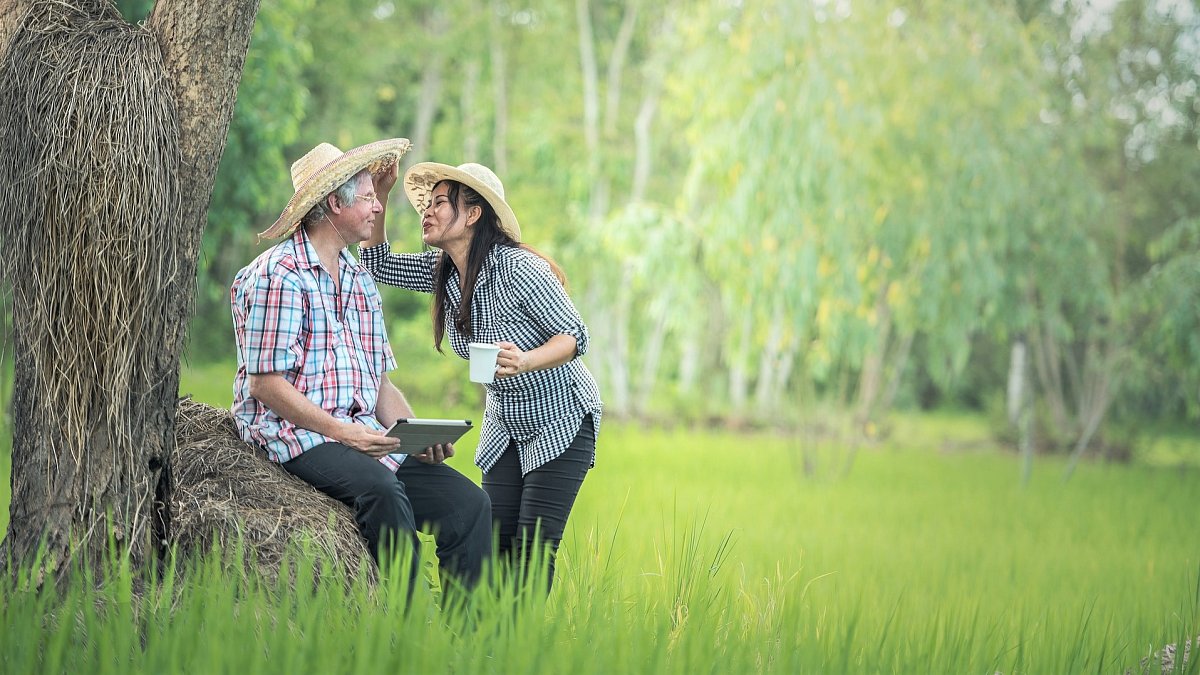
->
xmin=361 ymin=161 xmax=602 ymax=591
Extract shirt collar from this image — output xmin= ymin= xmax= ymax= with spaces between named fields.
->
xmin=290 ymin=228 xmax=321 ymax=271
xmin=289 ymin=227 xmax=364 ymax=275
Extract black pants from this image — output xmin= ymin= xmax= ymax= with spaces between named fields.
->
xmin=482 ymin=414 xmax=594 ymax=591
xmin=283 ymin=442 xmax=491 ymax=590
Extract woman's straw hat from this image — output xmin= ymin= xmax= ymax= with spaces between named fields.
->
xmin=258 ymin=138 xmax=412 ymax=240
xmin=402 ymin=162 xmax=521 ymax=241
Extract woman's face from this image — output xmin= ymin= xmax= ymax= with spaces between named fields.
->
xmin=421 ymin=182 xmax=476 ymax=251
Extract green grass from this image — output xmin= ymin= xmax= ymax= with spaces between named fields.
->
xmin=0 ymin=371 xmax=1198 ymax=672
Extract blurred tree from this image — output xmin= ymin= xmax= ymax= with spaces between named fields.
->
xmin=1017 ymin=0 xmax=1200 ymax=470
xmin=188 ymin=0 xmax=314 ymax=362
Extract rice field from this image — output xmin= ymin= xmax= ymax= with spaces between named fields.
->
xmin=0 ymin=366 xmax=1198 ymax=673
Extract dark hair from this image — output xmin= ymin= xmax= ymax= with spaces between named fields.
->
xmin=431 ymin=180 xmax=567 ymax=353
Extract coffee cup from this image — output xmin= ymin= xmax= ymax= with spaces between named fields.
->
xmin=468 ymin=342 xmax=501 ymax=383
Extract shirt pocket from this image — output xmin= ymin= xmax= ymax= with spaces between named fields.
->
xmin=342 ymin=294 xmax=380 ymax=374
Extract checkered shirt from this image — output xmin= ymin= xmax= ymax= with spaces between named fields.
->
xmin=361 ymin=242 xmax=603 ymax=475
xmin=231 ymin=229 xmax=405 ymax=470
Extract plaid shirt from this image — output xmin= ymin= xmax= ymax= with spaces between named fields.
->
xmin=231 ymin=229 xmax=404 ymax=470
xmin=361 ymin=242 xmax=603 ymax=475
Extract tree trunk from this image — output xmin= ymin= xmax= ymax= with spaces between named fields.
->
xmin=855 ymin=282 xmax=892 ymax=428
xmin=1063 ymin=343 xmax=1118 ymax=479
xmin=1006 ymin=337 xmax=1027 ymax=425
xmin=0 ymin=0 xmax=26 ymax=56
xmin=607 ymin=264 xmax=633 ymax=415
xmin=633 ymin=301 xmax=670 ymax=411
xmin=603 ymin=0 xmax=638 ymax=138
xmin=1028 ymin=306 xmax=1071 ymax=438
xmin=407 ymin=11 xmax=446 ymax=171
xmin=488 ymin=0 xmax=508 ymax=176
xmin=0 ymin=0 xmax=259 ymax=580
xmin=575 ymin=0 xmax=605 ymax=224
xmin=726 ymin=311 xmax=753 ymax=412
xmin=461 ymin=57 xmax=481 ymax=160
xmin=753 ymin=302 xmax=786 ymax=410
xmin=878 ymin=328 xmax=914 ymax=413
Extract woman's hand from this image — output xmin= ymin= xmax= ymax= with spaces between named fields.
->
xmin=373 ymin=162 xmax=399 ymax=201
xmin=494 ymin=341 xmax=531 ymax=379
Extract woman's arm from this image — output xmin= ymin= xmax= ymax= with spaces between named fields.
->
xmin=494 ymin=334 xmax=578 ymax=378
xmin=364 ymin=163 xmax=398 ymax=249
xmin=357 ymin=163 xmax=439 ymax=292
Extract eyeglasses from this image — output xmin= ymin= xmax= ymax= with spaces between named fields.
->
xmin=354 ymin=192 xmax=379 ymax=204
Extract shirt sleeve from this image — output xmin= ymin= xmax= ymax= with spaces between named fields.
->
xmin=240 ymin=266 xmax=306 ymax=375
xmin=359 ymin=243 xmax=440 ymax=293
xmin=511 ymin=254 xmax=591 ymax=358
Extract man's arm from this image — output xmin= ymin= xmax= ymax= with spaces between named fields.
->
xmin=375 ymin=372 xmax=414 ymax=428
xmin=249 ymin=372 xmax=400 ymax=458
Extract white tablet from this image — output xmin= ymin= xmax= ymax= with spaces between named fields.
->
xmin=385 ymin=418 xmax=474 ymax=454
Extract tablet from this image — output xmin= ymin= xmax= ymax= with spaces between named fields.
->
xmin=385 ymin=418 xmax=474 ymax=454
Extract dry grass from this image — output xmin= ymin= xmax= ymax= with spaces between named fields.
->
xmin=171 ymin=399 xmax=375 ymax=587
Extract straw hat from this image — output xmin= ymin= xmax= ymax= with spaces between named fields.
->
xmin=402 ymin=162 xmax=521 ymax=241
xmin=258 ymin=138 xmax=412 ymax=240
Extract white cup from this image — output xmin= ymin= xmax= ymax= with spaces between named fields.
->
xmin=468 ymin=342 xmax=502 ymax=383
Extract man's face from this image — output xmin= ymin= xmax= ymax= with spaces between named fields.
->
xmin=329 ymin=174 xmax=381 ymax=244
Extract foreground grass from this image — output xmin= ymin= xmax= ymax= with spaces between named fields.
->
xmin=0 ymin=372 xmax=1197 ymax=672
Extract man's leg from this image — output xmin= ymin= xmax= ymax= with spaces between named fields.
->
xmin=393 ymin=460 xmax=492 ymax=590
xmin=513 ymin=415 xmax=595 ymax=591
xmin=282 ymin=442 xmax=420 ymax=581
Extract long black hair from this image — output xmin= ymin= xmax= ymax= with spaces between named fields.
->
xmin=431 ymin=180 xmax=566 ymax=353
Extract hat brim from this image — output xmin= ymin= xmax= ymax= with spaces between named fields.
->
xmin=258 ymin=138 xmax=412 ymax=240
xmin=402 ymin=162 xmax=522 ymax=242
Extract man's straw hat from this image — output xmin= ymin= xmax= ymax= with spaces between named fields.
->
xmin=258 ymin=138 xmax=412 ymax=240
xmin=402 ymin=162 xmax=521 ymax=241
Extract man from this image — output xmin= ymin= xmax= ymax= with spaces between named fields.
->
xmin=230 ymin=138 xmax=490 ymax=590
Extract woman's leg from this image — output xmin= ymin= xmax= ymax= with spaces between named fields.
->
xmin=513 ymin=415 xmax=595 ymax=591
xmin=482 ymin=441 xmax=523 ymax=570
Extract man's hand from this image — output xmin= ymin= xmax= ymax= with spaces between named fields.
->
xmin=412 ymin=443 xmax=455 ymax=465
xmin=336 ymin=422 xmax=402 ymax=458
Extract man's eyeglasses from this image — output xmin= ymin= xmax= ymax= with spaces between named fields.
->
xmin=354 ymin=192 xmax=379 ymax=204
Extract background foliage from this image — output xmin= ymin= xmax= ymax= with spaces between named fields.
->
xmin=111 ymin=0 xmax=1199 ymax=456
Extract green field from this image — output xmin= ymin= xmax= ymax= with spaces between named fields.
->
xmin=0 ymin=369 xmax=1198 ymax=673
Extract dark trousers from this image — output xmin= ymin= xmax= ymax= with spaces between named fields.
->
xmin=482 ymin=414 xmax=594 ymax=591
xmin=283 ymin=442 xmax=491 ymax=590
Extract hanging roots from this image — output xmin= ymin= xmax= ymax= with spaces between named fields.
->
xmin=0 ymin=1 xmax=182 ymax=533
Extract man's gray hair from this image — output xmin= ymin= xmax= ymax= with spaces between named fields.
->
xmin=300 ymin=169 xmax=371 ymax=228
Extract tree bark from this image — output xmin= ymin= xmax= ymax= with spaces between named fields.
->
xmin=1 ymin=0 xmax=259 ymax=580
xmin=0 ymin=0 xmax=27 ymax=57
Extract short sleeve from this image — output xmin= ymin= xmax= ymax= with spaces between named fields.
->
xmin=511 ymin=254 xmax=590 ymax=357
xmin=240 ymin=268 xmax=306 ymax=374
